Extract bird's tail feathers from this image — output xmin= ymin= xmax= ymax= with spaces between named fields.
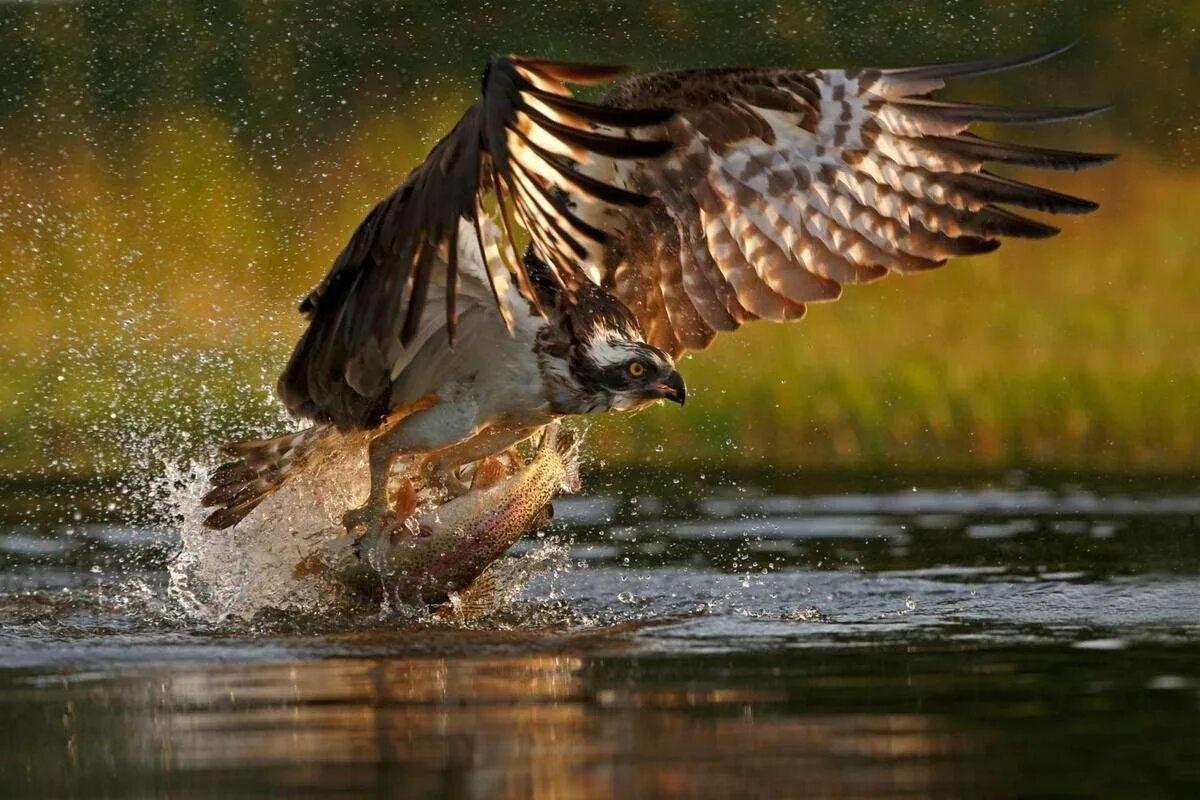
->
xmin=201 ymin=424 xmax=335 ymax=530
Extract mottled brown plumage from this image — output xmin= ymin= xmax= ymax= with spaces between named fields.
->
xmin=279 ymin=45 xmax=1112 ymax=430
xmin=594 ymin=43 xmax=1114 ymax=357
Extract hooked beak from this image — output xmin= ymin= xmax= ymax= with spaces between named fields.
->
xmin=648 ymin=370 xmax=687 ymax=406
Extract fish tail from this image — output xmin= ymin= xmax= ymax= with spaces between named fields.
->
xmin=200 ymin=424 xmax=335 ymax=529
xmin=437 ymin=567 xmax=503 ymax=622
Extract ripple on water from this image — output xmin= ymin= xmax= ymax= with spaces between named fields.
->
xmin=1 ymin=478 xmax=1199 ymax=665
xmin=672 ymin=515 xmax=904 ymax=540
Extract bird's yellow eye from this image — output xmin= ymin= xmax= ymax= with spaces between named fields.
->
xmin=627 ymin=361 xmax=646 ymax=378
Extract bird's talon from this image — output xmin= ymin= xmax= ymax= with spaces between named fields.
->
xmin=342 ymin=500 xmax=401 ymax=556
xmin=341 ymin=505 xmax=376 ymax=535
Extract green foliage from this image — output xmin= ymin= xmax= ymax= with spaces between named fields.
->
xmin=0 ymin=1 xmax=1196 ymax=476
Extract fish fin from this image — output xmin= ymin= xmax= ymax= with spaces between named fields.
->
xmin=551 ymin=424 xmax=583 ymax=493
xmin=528 ymin=502 xmax=555 ymax=532
xmin=391 ymin=477 xmax=419 ymax=518
xmin=503 ymin=446 xmax=527 ymax=470
xmin=470 ymin=456 xmax=508 ymax=491
xmin=436 ymin=567 xmax=503 ymax=622
xmin=535 ymin=421 xmax=581 ymax=492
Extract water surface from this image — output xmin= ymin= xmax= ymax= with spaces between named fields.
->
xmin=3 ymin=475 xmax=1198 ymax=797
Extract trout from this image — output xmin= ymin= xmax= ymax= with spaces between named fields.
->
xmin=347 ymin=421 xmax=581 ymax=610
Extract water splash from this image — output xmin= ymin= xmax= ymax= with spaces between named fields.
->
xmin=160 ymin=440 xmax=578 ymax=625
xmin=164 ymin=446 xmax=367 ymax=622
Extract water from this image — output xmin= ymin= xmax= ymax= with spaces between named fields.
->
xmin=3 ymin=474 xmax=1199 ymax=797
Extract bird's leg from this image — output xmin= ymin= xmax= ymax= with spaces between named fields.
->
xmin=343 ymin=432 xmax=409 ymax=547
xmin=345 ymin=397 xmax=483 ymax=547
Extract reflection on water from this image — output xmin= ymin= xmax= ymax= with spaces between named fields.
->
xmin=0 ymin=654 xmax=977 ymax=798
xmin=4 ymin=642 xmax=1198 ymax=799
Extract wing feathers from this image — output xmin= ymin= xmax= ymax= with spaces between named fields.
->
xmin=279 ymin=55 xmax=674 ymax=428
xmin=522 ymin=84 xmax=675 ymax=127
xmin=920 ymin=134 xmax=1117 ymax=171
xmin=945 ymin=170 xmax=1099 ymax=213
xmin=518 ymin=105 xmax=673 ymax=159
xmin=280 ymin=47 xmax=1112 ymax=426
xmin=600 ymin=47 xmax=1111 ymax=356
xmin=474 ymin=207 xmax=516 ymax=333
xmin=516 ymin=59 xmax=632 ymax=85
xmin=885 ymin=98 xmax=1109 ymax=130
xmin=870 ymin=42 xmax=1076 ymax=95
xmin=519 ymin=132 xmax=654 ymax=206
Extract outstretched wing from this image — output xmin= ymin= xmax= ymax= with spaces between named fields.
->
xmin=279 ymin=56 xmax=673 ymax=427
xmin=594 ymin=45 xmax=1115 ymax=356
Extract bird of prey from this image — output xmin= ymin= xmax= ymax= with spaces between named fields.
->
xmin=203 ymin=44 xmax=1112 ymax=539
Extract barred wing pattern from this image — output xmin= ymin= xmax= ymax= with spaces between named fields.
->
xmin=600 ymin=46 xmax=1114 ymax=356
xmin=279 ymin=56 xmax=672 ymax=428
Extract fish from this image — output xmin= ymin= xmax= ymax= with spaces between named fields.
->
xmin=342 ymin=421 xmax=581 ymax=612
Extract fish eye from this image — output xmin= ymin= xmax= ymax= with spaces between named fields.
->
xmin=627 ymin=361 xmax=646 ymax=378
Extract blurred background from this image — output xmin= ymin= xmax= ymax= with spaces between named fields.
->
xmin=1 ymin=0 xmax=1196 ymax=488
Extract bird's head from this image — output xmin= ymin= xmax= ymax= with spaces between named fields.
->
xmin=573 ymin=326 xmax=685 ymax=413
xmin=536 ymin=280 xmax=686 ymax=415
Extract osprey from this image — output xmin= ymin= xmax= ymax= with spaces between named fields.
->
xmin=203 ymin=45 xmax=1112 ymax=538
